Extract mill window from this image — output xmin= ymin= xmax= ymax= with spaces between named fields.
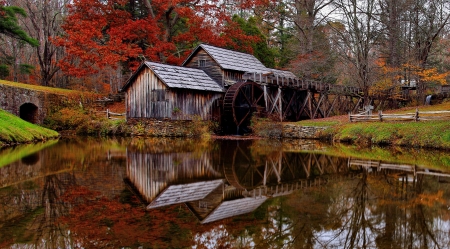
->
xmin=198 ymin=59 xmax=206 ymax=67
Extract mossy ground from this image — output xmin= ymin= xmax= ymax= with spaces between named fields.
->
xmin=0 ymin=109 xmax=59 ymax=147
xmin=292 ymin=102 xmax=450 ymax=150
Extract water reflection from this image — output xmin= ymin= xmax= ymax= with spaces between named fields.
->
xmin=0 ymin=137 xmax=449 ymax=248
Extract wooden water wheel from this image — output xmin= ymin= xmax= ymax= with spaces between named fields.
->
xmin=223 ymin=81 xmax=265 ymax=133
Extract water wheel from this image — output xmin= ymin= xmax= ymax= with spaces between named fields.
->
xmin=223 ymin=81 xmax=265 ymax=133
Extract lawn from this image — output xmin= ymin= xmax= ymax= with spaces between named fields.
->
xmin=0 ymin=109 xmax=59 ymax=147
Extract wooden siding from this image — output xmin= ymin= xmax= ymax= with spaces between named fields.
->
xmin=125 ymin=67 xmax=222 ymax=120
xmin=223 ymin=70 xmax=244 ymax=85
xmin=184 ymin=50 xmax=225 ymax=86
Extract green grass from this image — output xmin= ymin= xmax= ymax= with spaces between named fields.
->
xmin=334 ymin=121 xmax=450 ymax=149
xmin=0 ymin=109 xmax=59 ymax=147
xmin=0 ymin=80 xmax=82 ymax=95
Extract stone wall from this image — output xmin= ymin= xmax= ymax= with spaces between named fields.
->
xmin=0 ymin=84 xmax=45 ymax=123
xmin=127 ymin=118 xmax=209 ymax=137
xmin=126 ymin=118 xmax=329 ymax=139
xmin=282 ymin=124 xmax=329 ymax=139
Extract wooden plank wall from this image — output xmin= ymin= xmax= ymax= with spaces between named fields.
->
xmin=184 ymin=50 xmax=225 ymax=86
xmin=126 ymin=67 xmax=223 ymax=120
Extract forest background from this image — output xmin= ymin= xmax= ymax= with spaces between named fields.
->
xmin=1 ymin=0 xmax=450 ymax=105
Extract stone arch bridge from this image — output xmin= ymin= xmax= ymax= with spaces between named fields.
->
xmin=0 ymin=81 xmax=98 ymax=124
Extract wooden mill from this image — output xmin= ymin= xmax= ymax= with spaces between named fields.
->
xmin=122 ymin=44 xmax=362 ymax=134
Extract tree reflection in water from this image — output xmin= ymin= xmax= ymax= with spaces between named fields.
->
xmin=272 ymin=170 xmax=450 ymax=249
xmin=0 ymin=137 xmax=449 ymax=248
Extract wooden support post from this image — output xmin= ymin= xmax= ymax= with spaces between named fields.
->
xmin=107 ymin=109 xmax=110 ymax=119
xmin=415 ymin=108 xmax=419 ymax=121
xmin=278 ymin=88 xmax=283 ymax=122
xmin=379 ymin=110 xmax=382 ymax=121
xmin=263 ymin=85 xmax=268 ymax=112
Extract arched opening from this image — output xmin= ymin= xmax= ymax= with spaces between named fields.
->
xmin=20 ymin=103 xmax=39 ymax=124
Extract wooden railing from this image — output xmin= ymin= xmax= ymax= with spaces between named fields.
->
xmin=242 ymin=72 xmax=361 ymax=95
xmin=97 ymin=109 xmax=126 ymax=120
xmin=349 ymin=108 xmax=450 ymax=122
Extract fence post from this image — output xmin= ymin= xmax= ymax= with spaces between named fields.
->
xmin=349 ymin=112 xmax=352 ymax=122
xmin=107 ymin=109 xmax=110 ymax=119
xmin=415 ymin=108 xmax=419 ymax=121
xmin=378 ymin=110 xmax=382 ymax=121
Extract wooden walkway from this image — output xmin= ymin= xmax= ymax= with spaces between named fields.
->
xmin=239 ymin=72 xmax=363 ymax=122
xmin=243 ymin=72 xmax=360 ymax=94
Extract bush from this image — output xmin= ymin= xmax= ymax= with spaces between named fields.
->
xmin=44 ymin=107 xmax=130 ymax=136
xmin=250 ymin=117 xmax=282 ymax=138
xmin=44 ymin=107 xmax=90 ymax=131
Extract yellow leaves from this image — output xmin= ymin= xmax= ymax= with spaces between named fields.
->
xmin=369 ymin=58 xmax=402 ymax=99
xmin=417 ymin=67 xmax=448 ymax=85
xmin=402 ymin=63 xmax=448 ymax=85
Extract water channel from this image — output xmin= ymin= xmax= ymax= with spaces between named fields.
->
xmin=0 ymin=136 xmax=449 ymax=248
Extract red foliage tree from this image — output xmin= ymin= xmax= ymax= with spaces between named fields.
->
xmin=54 ymin=0 xmax=261 ymax=77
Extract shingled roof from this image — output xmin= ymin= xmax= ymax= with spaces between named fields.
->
xmin=183 ymin=44 xmax=297 ymax=78
xmin=122 ymin=61 xmax=223 ymax=92
xmin=183 ymin=44 xmax=270 ymax=73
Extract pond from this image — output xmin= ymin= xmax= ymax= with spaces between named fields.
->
xmin=0 ymin=137 xmax=449 ymax=248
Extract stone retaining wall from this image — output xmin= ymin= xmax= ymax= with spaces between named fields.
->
xmin=126 ymin=118 xmax=329 ymax=139
xmin=282 ymin=124 xmax=329 ymax=139
xmin=127 ymin=118 xmax=207 ymax=137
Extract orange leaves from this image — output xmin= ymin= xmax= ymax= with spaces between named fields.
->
xmin=416 ymin=67 xmax=448 ymax=85
xmin=369 ymin=59 xmax=402 ymax=98
xmin=55 ymin=0 xmax=263 ymax=77
xmin=59 ymin=186 xmax=198 ymax=248
xmin=402 ymin=63 xmax=448 ymax=85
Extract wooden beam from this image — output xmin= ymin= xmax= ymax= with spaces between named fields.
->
xmin=297 ymin=91 xmax=312 ymax=120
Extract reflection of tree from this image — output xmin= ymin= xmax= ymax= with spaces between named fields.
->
xmin=340 ymin=171 xmax=374 ymax=248
xmin=0 ymin=172 xmax=77 ymax=247
xmin=34 ymin=173 xmax=76 ymax=248
xmin=59 ymin=186 xmax=198 ymax=248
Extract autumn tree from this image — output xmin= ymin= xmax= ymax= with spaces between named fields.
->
xmin=378 ymin=0 xmax=450 ymax=103
xmin=55 ymin=0 xmax=261 ymax=92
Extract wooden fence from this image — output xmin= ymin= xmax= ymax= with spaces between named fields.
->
xmin=349 ymin=108 xmax=450 ymax=122
xmin=97 ymin=109 xmax=126 ymax=120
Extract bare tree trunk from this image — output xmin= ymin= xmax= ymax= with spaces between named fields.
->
xmin=20 ymin=0 xmax=68 ymax=87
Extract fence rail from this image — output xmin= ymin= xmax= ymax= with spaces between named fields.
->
xmin=349 ymin=108 xmax=450 ymax=122
xmin=97 ymin=109 xmax=126 ymax=120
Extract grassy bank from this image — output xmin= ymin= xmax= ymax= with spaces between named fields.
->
xmin=295 ymin=102 xmax=450 ymax=150
xmin=0 ymin=109 xmax=59 ymax=147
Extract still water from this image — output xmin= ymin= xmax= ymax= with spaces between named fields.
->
xmin=0 ymin=136 xmax=449 ymax=248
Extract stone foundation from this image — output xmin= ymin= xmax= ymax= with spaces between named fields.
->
xmin=127 ymin=118 xmax=209 ymax=137
xmin=282 ymin=124 xmax=329 ymax=139
xmin=127 ymin=118 xmax=329 ymax=139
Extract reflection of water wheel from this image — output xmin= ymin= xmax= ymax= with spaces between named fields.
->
xmin=223 ymin=81 xmax=265 ymax=133
xmin=223 ymin=142 xmax=264 ymax=190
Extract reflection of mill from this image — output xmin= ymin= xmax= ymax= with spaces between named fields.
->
xmin=125 ymin=140 xmax=351 ymax=223
xmin=125 ymin=140 xmax=450 ymax=224
xmin=222 ymin=141 xmax=350 ymax=199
